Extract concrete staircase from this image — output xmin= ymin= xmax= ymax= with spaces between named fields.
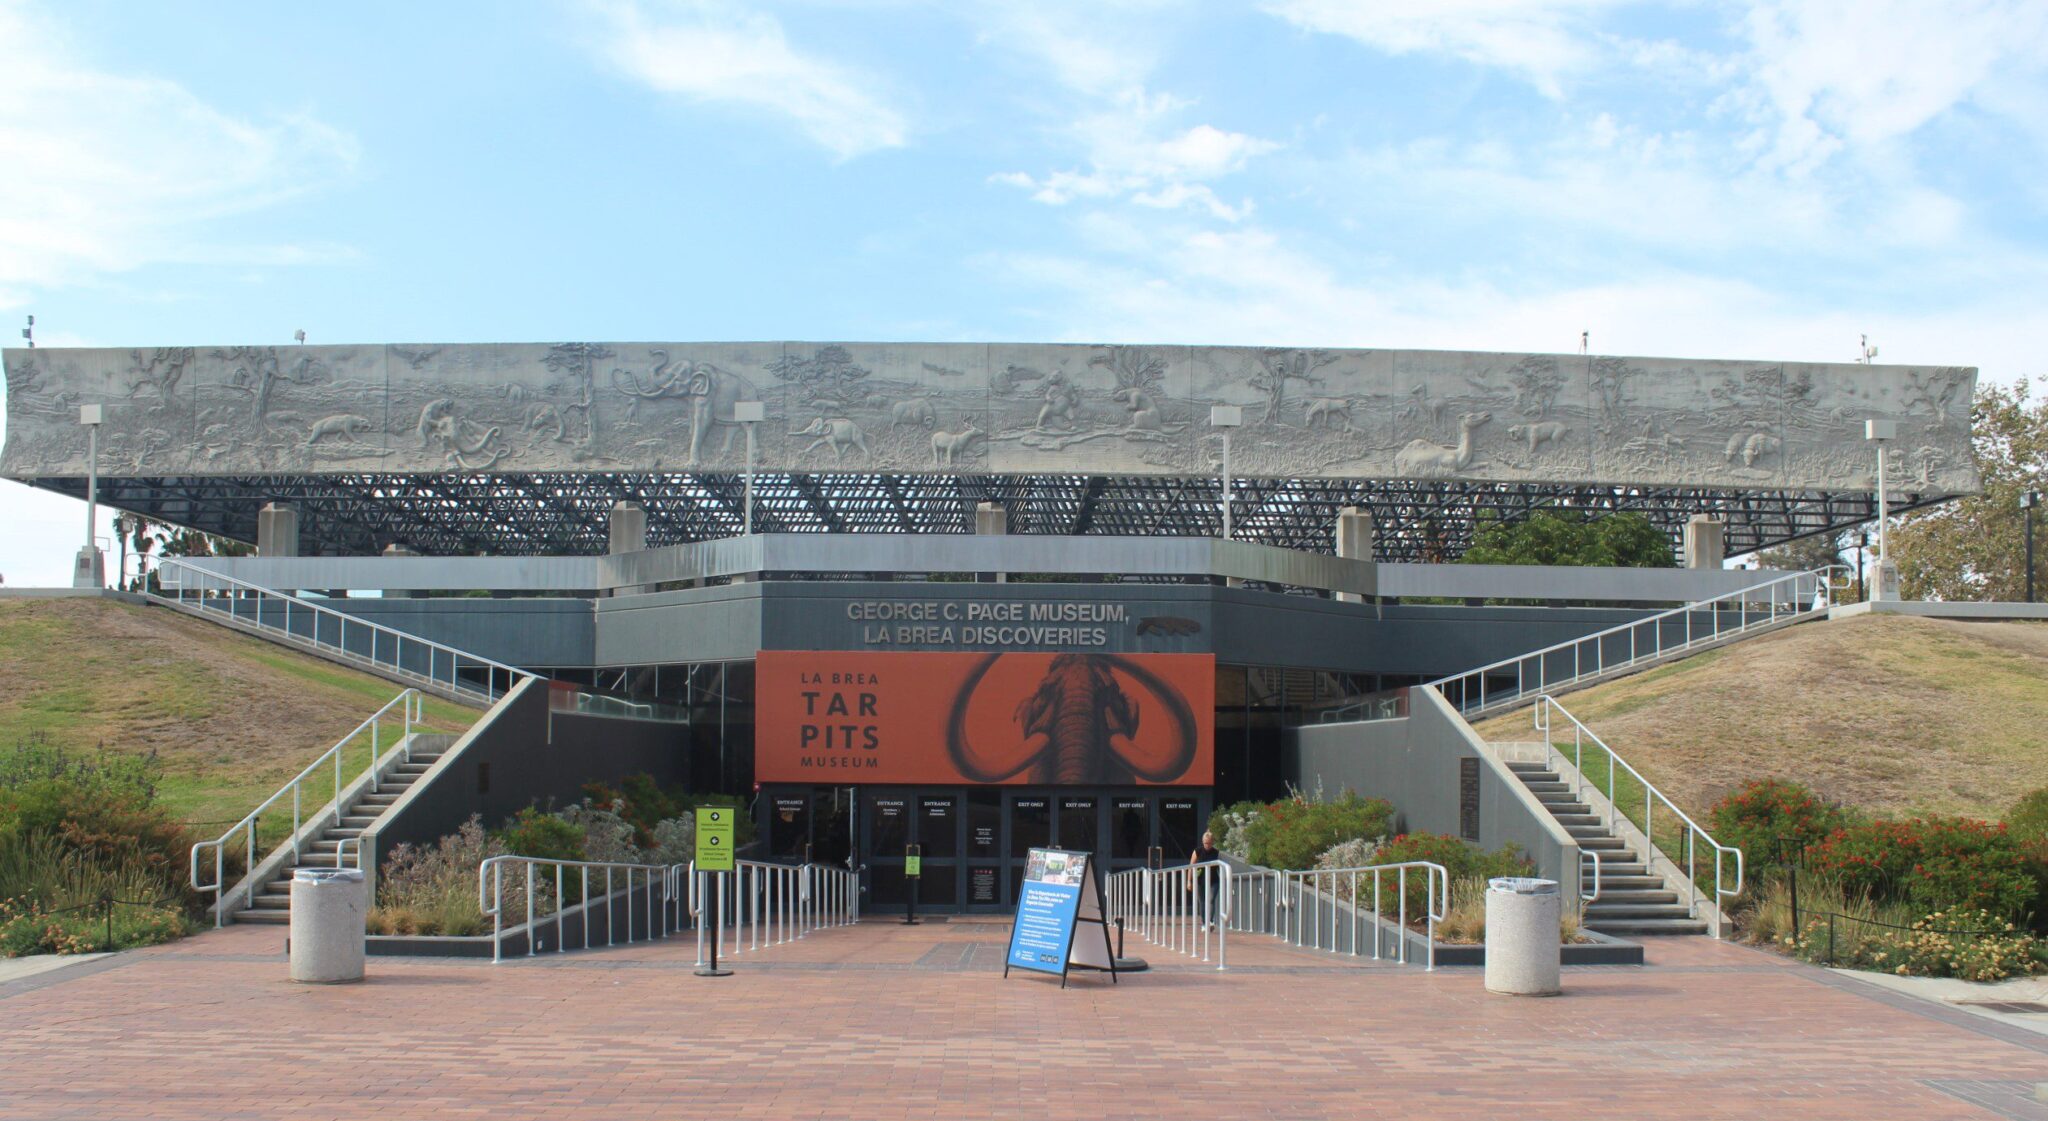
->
xmin=234 ymin=741 xmax=450 ymax=925
xmin=1506 ymin=759 xmax=1709 ymax=936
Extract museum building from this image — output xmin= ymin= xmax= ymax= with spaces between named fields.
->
xmin=1 ymin=340 xmax=1979 ymax=912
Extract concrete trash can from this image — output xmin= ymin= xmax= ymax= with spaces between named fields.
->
xmin=289 ymin=867 xmax=366 ymax=984
xmin=1484 ymin=876 xmax=1561 ymax=996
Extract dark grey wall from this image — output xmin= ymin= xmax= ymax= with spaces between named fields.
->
xmin=306 ymin=597 xmax=595 ymax=667
xmin=362 ymin=680 xmax=689 ymax=891
xmin=270 ymin=581 xmax=1661 ymax=681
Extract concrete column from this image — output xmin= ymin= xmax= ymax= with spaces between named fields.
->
xmin=257 ymin=503 xmax=300 ymax=558
xmin=609 ymin=502 xmax=652 ymax=595
xmin=608 ymin=501 xmax=647 ymax=555
xmin=974 ymin=502 xmax=1008 ymax=536
xmin=975 ymin=501 xmax=1008 ymax=583
xmin=1335 ymin=506 xmax=1374 ymax=603
xmin=1683 ymin=515 xmax=1725 ymax=570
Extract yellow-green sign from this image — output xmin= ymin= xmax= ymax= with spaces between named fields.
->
xmin=696 ymin=806 xmax=735 ymax=872
xmin=904 ymin=853 xmax=922 ymax=877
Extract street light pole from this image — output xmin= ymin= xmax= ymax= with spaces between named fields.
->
xmin=734 ymin=401 xmax=764 ymax=536
xmin=2023 ymin=491 xmax=2040 ymax=604
xmin=1866 ymin=419 xmax=1896 ymax=600
xmin=1210 ymin=405 xmax=1243 ymax=540
xmin=75 ymin=404 xmax=104 ymax=588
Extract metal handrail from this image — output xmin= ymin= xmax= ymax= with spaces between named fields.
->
xmin=1265 ymin=861 xmax=1449 ymax=970
xmin=1531 ymin=693 xmax=1743 ymax=933
xmin=479 ymin=854 xmax=688 ymax=963
xmin=1423 ymin=565 xmax=1852 ymax=717
xmin=1105 ymin=860 xmax=1232 ymax=970
xmin=189 ymin=688 xmax=422 ymax=925
xmin=150 ymin=558 xmax=532 ymax=702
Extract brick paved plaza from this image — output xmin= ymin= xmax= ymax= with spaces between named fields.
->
xmin=6 ymin=921 xmax=2048 ymax=1120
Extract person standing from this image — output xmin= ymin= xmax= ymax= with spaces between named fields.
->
xmin=1190 ymin=831 xmax=1222 ymax=931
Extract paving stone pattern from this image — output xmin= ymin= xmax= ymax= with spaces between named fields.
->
xmin=4 ymin=922 xmax=2047 ymax=1120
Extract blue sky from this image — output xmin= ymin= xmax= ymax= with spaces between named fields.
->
xmin=3 ymin=0 xmax=2046 ymax=584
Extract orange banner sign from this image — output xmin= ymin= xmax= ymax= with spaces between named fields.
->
xmin=756 ymin=652 xmax=1215 ymax=786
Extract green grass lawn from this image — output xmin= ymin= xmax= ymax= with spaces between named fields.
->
xmin=1 ymin=598 xmax=476 ymax=837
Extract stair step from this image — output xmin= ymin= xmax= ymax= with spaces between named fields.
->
xmin=1577 ymin=837 xmax=1630 ymax=851
xmin=1587 ymin=917 xmax=1711 ymax=936
xmin=1553 ymin=814 xmax=1603 ymax=827
xmin=1539 ymin=801 xmax=1593 ymax=815
xmin=339 ymin=815 xmax=379 ymax=828
xmin=1593 ymin=875 xmax=1667 ymax=891
xmin=394 ymin=764 xmax=434 ymax=775
xmin=1588 ymin=889 xmax=1680 ymax=904
xmin=1589 ymin=849 xmax=1642 ymax=862
xmin=1512 ymin=771 xmax=1558 ymax=783
xmin=233 ymin=910 xmax=291 ymax=925
xmin=356 ymin=793 xmax=402 ymax=807
xmin=1522 ymin=780 xmax=1571 ymax=793
xmin=1506 ymin=761 xmax=1550 ymax=772
xmin=326 ymin=828 xmax=364 ymax=839
xmin=250 ymin=894 xmax=293 ymax=909
xmin=1585 ymin=903 xmax=1696 ymax=920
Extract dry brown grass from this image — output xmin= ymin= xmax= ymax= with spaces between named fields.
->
xmin=1474 ymin=614 xmax=2048 ymax=821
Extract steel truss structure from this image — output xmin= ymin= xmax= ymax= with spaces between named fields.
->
xmin=21 ymin=472 xmax=1950 ymax=563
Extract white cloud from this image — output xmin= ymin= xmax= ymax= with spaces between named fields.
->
xmin=983 ymin=216 xmax=2044 ymax=386
xmin=584 ymin=0 xmax=908 ymax=159
xmin=1735 ymin=0 xmax=2048 ymax=174
xmin=0 ymin=2 xmax=359 ymax=307
xmin=994 ymin=89 xmax=1278 ymax=221
xmin=1262 ymin=0 xmax=1631 ymax=98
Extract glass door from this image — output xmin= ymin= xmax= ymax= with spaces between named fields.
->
xmin=916 ymin=795 xmax=961 ymax=909
xmin=965 ymin=790 xmax=1003 ymax=912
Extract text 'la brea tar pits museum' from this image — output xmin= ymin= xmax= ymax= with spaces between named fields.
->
xmin=1 ymin=340 xmax=1979 ymax=927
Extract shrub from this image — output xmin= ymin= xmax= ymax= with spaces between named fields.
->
xmin=1364 ymin=833 xmax=1531 ymax=917
xmin=1207 ymin=801 xmax=1262 ymax=860
xmin=2006 ymin=788 xmax=2048 ymax=849
xmin=1314 ymin=838 xmax=1381 ymax=872
xmin=1806 ymin=816 xmax=2036 ymax=920
xmin=369 ymin=815 xmax=510 ymax=937
xmin=581 ymin=777 xmax=757 ymax=847
xmin=1782 ymin=906 xmax=2048 ymax=983
xmin=498 ymin=807 xmax=585 ymax=863
xmin=559 ymin=802 xmax=639 ymax=864
xmin=1241 ymin=791 xmax=1394 ymax=870
xmin=1709 ymin=779 xmax=1854 ymax=867
xmin=1433 ymin=875 xmax=1586 ymax=945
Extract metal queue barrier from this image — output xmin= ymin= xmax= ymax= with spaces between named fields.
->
xmin=693 ymin=860 xmax=862 ymax=968
xmin=477 ymin=856 xmax=859 ymax=965
xmin=1105 ymin=859 xmax=1232 ymax=970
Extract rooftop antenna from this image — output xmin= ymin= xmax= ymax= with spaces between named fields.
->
xmin=1579 ymin=330 xmax=1589 ymax=355
xmin=21 ymin=314 xmax=32 ymax=348
xmin=294 ymin=328 xmax=307 ymax=345
xmin=1858 ymin=334 xmax=1878 ymax=364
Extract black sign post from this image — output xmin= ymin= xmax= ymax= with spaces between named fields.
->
xmin=902 ymin=843 xmax=922 ymax=926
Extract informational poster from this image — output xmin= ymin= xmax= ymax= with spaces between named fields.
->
xmin=1004 ymin=848 xmax=1118 ymax=988
xmin=756 ymin=651 xmax=1214 ymax=786
xmin=969 ymin=866 xmax=999 ymax=906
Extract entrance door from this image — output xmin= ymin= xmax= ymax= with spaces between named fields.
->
xmin=915 ymin=795 xmax=961 ymax=910
xmin=964 ymin=790 xmax=1003 ymax=912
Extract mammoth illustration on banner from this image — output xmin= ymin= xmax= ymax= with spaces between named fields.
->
xmin=947 ymin=653 xmax=1201 ymax=785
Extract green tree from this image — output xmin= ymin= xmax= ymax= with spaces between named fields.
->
xmin=114 ymin=513 xmax=253 ymax=593
xmin=1460 ymin=509 xmax=1674 ymax=568
xmin=1753 ymin=531 xmax=1847 ymax=575
xmin=1892 ymin=379 xmax=2048 ymax=601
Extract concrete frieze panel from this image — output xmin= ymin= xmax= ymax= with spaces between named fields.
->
xmin=0 ymin=342 xmax=1982 ymax=494
xmin=982 ymin=343 xmax=1195 ymax=476
xmin=768 ymin=342 xmax=991 ymax=472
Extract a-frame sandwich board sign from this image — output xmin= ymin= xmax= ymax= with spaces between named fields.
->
xmin=1004 ymin=847 xmax=1119 ymax=989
